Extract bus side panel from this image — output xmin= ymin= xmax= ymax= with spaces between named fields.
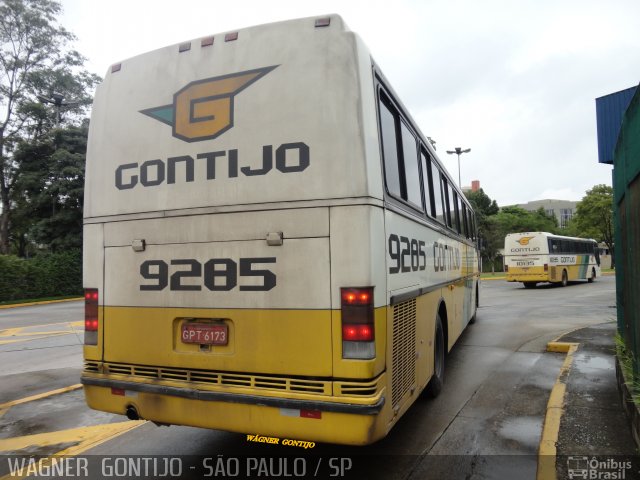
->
xmin=329 ymin=205 xmax=387 ymax=379
xmin=83 ymin=223 xmax=105 ymax=361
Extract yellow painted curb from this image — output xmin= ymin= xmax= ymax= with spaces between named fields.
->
xmin=0 ymin=297 xmax=83 ymax=309
xmin=0 ymin=384 xmax=82 ymax=411
xmin=537 ymin=342 xmax=579 ymax=480
xmin=0 ymin=421 xmax=145 ymax=480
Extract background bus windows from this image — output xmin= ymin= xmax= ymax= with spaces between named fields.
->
xmin=420 ymin=152 xmax=433 ymax=217
xmin=379 ymin=99 xmax=402 ymax=197
xmin=400 ymin=121 xmax=422 ymax=209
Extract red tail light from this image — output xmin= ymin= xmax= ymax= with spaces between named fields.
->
xmin=504 ymin=265 xmax=509 ymax=272
xmin=341 ymin=287 xmax=375 ymax=359
xmin=544 ymin=264 xmax=549 ymax=272
xmin=342 ymin=324 xmax=374 ymax=341
xmin=84 ymin=288 xmax=99 ymax=345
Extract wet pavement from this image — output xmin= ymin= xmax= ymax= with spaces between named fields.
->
xmin=555 ymin=322 xmax=640 ymax=479
xmin=2 ymin=277 xmax=636 ymax=480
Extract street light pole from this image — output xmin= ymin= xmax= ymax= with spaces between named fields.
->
xmin=37 ymin=92 xmax=80 ymax=126
xmin=446 ymin=147 xmax=471 ymax=187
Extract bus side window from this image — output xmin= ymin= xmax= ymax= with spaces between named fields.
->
xmin=446 ymin=182 xmax=458 ymax=232
xmin=455 ymin=193 xmax=463 ymax=234
xmin=461 ymin=203 xmax=469 ymax=238
xmin=431 ymin=161 xmax=445 ymax=224
xmin=468 ymin=210 xmax=475 ymax=240
xmin=378 ymin=99 xmax=402 ymax=198
xmin=400 ymin=121 xmax=422 ymax=209
xmin=421 ymin=151 xmax=433 ymax=217
xmin=442 ymin=177 xmax=452 ymax=228
xmin=450 ymin=189 xmax=460 ymax=233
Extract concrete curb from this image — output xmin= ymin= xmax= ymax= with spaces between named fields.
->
xmin=0 ymin=297 xmax=83 ymax=310
xmin=537 ymin=341 xmax=580 ymax=480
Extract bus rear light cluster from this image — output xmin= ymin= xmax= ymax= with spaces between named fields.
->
xmin=544 ymin=264 xmax=549 ymax=272
xmin=341 ymin=287 xmax=375 ymax=359
xmin=84 ymin=288 xmax=99 ymax=345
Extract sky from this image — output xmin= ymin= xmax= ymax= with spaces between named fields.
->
xmin=59 ymin=0 xmax=639 ymax=206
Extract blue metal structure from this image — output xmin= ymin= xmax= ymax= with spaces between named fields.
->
xmin=596 ymin=86 xmax=637 ymax=164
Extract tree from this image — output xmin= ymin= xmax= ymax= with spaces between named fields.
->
xmin=11 ymin=122 xmax=87 ymax=255
xmin=0 ymin=0 xmax=99 ymax=254
xmin=466 ymin=188 xmax=499 ymax=218
xmin=494 ymin=206 xmax=558 ymax=235
xmin=465 ymin=188 xmax=500 ymax=271
xmin=570 ymin=184 xmax=614 ymax=264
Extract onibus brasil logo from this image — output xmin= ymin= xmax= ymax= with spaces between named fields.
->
xmin=140 ymin=65 xmax=278 ymax=143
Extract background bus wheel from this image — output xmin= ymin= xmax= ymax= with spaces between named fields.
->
xmin=588 ymin=268 xmax=596 ymax=283
xmin=425 ymin=315 xmax=444 ymax=398
xmin=561 ymin=270 xmax=568 ymax=287
xmin=523 ymin=282 xmax=536 ymax=289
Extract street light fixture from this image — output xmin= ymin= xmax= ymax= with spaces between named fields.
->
xmin=446 ymin=147 xmax=471 ymax=188
xmin=37 ymin=92 xmax=80 ymax=126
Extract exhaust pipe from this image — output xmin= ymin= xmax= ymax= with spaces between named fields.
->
xmin=126 ymin=405 xmax=140 ymax=420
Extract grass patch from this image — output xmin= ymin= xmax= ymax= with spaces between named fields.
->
xmin=480 ymin=272 xmax=506 ymax=279
xmin=615 ymin=333 xmax=640 ymax=406
xmin=0 ymin=295 xmax=82 ymax=306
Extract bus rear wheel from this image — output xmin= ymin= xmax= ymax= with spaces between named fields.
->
xmin=424 ymin=314 xmax=444 ymax=398
xmin=523 ymin=282 xmax=536 ymax=289
xmin=588 ymin=268 xmax=596 ymax=283
xmin=561 ymin=270 xmax=568 ymax=287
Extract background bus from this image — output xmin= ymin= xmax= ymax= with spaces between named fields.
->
xmin=82 ymin=14 xmax=479 ymax=446
xmin=504 ymin=232 xmax=601 ymax=288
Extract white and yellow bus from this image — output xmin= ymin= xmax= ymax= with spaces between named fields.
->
xmin=82 ymin=15 xmax=479 ymax=446
xmin=504 ymin=232 xmax=601 ymax=288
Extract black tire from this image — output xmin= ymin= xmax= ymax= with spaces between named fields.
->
xmin=561 ymin=270 xmax=568 ymax=287
xmin=469 ymin=285 xmax=479 ymax=324
xmin=588 ymin=268 xmax=596 ymax=283
xmin=425 ymin=314 xmax=444 ymax=398
xmin=523 ymin=282 xmax=536 ymax=289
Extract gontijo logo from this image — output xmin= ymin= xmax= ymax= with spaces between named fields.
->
xmin=140 ymin=65 xmax=278 ymax=143
xmin=517 ymin=236 xmax=535 ymax=246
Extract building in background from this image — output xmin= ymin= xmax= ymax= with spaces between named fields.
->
xmin=462 ymin=179 xmax=481 ymax=195
xmin=516 ymin=199 xmax=577 ymax=229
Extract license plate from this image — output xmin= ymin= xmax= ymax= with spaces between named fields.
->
xmin=181 ymin=323 xmax=228 ymax=345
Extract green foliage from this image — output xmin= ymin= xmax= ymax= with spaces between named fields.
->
xmin=465 ymin=189 xmax=501 ymax=269
xmin=0 ymin=0 xmax=100 ymax=254
xmin=570 ymin=184 xmax=614 ymax=257
xmin=11 ymin=123 xmax=87 ymax=255
xmin=493 ymin=206 xmax=558 ymax=235
xmin=0 ymin=249 xmax=82 ymax=302
xmin=466 ymin=188 xmax=499 ymax=217
xmin=615 ymin=332 xmax=640 ymax=406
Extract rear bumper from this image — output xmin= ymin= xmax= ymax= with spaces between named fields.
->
xmin=506 ymin=273 xmax=549 ymax=282
xmin=82 ymin=374 xmax=388 ymax=445
xmin=81 ymin=376 xmax=384 ymax=415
